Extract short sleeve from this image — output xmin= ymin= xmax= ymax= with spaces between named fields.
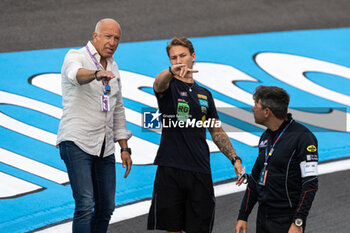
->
xmin=207 ymin=91 xmax=219 ymax=119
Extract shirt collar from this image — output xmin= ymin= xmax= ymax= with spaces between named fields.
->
xmin=87 ymin=41 xmax=98 ymax=56
xmin=86 ymin=41 xmax=114 ymax=68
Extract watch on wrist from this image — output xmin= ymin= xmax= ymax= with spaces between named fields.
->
xmin=94 ymin=70 xmax=101 ymax=81
xmin=120 ymin=147 xmax=131 ymax=155
xmin=231 ymin=156 xmax=242 ymax=165
xmin=294 ymin=218 xmax=303 ymax=227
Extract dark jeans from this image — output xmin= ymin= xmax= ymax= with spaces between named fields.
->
xmin=59 ymin=141 xmax=116 ymax=233
xmin=256 ymin=206 xmax=306 ymax=233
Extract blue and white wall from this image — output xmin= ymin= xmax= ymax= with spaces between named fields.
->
xmin=1 ymin=28 xmax=350 ymax=232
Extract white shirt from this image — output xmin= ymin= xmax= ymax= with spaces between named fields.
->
xmin=56 ymin=41 xmax=132 ymax=157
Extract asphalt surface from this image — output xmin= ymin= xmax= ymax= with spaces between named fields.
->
xmin=1 ymin=0 xmax=350 ymax=52
xmin=2 ymin=1 xmax=350 ymax=233
xmin=108 ymin=169 xmax=350 ymax=233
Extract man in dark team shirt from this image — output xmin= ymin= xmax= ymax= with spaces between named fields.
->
xmin=235 ymin=86 xmax=318 ymax=233
xmin=147 ymin=37 xmax=244 ymax=233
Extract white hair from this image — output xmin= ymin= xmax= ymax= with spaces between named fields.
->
xmin=94 ymin=18 xmax=120 ymax=34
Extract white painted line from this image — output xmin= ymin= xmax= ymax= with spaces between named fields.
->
xmin=0 ymin=171 xmax=42 ymax=198
xmin=34 ymin=158 xmax=350 ymax=233
xmin=0 ymin=90 xmax=62 ymax=119
xmin=214 ymin=181 xmax=247 ymax=197
xmin=0 ymin=112 xmax=57 ymax=145
xmin=110 ymin=200 xmax=152 ymax=222
xmin=318 ymin=158 xmax=350 ymax=175
xmin=34 ymin=201 xmax=153 ymax=233
xmin=0 ymin=148 xmax=69 ymax=184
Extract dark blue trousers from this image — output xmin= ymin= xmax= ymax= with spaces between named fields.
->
xmin=59 ymin=141 xmax=116 ymax=233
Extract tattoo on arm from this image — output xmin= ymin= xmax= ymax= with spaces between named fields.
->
xmin=213 ymin=133 xmax=236 ymax=159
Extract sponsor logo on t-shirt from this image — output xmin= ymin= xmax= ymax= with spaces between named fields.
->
xmin=177 ymin=102 xmax=190 ymax=121
xmin=198 ymin=99 xmax=208 ymax=108
xmin=197 ymin=94 xmax=207 ymax=100
xmin=201 ymin=106 xmax=207 ymax=114
xmin=180 ymin=91 xmax=188 ymax=97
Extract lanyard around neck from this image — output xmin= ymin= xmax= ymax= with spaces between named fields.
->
xmin=85 ymin=45 xmax=100 ymax=70
xmin=85 ymin=45 xmax=110 ymax=95
xmin=263 ymin=119 xmax=294 ymax=168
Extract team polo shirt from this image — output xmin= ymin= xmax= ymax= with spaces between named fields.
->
xmin=153 ymin=78 xmax=219 ymax=174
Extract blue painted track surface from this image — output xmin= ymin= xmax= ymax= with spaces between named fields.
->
xmin=0 ymin=28 xmax=350 ymax=232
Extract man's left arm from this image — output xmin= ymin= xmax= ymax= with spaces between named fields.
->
xmin=113 ymin=78 xmax=132 ymax=178
xmin=208 ymin=122 xmax=243 ymax=182
xmin=291 ymin=132 xmax=319 ymax=232
xmin=117 ymin=139 xmax=132 ymax=178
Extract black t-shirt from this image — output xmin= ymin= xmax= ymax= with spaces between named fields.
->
xmin=153 ymin=78 xmax=219 ymax=174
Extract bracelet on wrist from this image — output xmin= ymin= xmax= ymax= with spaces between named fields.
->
xmin=94 ymin=70 xmax=101 ymax=81
xmin=168 ymin=66 xmax=174 ymax=76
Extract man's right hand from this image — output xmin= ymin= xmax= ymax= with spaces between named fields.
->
xmin=234 ymin=160 xmax=244 ymax=186
xmin=171 ymin=64 xmax=198 ymax=78
xmin=95 ymin=70 xmax=115 ymax=81
xmin=235 ymin=220 xmax=247 ymax=233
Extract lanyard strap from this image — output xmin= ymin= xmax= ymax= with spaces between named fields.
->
xmin=85 ymin=45 xmax=100 ymax=70
xmin=263 ymin=119 xmax=294 ymax=168
xmin=85 ymin=45 xmax=110 ymax=94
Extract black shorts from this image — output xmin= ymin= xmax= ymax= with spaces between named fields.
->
xmin=147 ymin=166 xmax=215 ymax=233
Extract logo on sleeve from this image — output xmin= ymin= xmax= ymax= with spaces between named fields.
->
xmin=307 ymin=145 xmax=317 ymax=152
xmin=300 ymin=161 xmax=318 ymax=177
xmin=306 ymin=154 xmax=318 ymax=161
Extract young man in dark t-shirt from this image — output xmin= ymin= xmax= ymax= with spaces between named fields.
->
xmin=147 ymin=37 xmax=244 ymax=233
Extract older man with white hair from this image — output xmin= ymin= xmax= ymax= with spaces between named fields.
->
xmin=57 ymin=18 xmax=132 ymax=233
